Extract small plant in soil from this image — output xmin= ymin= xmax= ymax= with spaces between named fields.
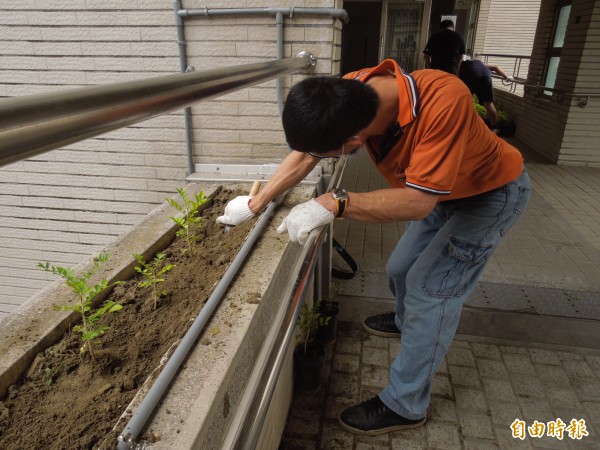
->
xmin=325 ymin=284 xmax=341 ymax=313
xmin=316 ymin=282 xmax=341 ymax=344
xmin=37 ymin=253 xmax=123 ymax=360
xmin=298 ymin=299 xmax=330 ymax=354
xmin=43 ymin=365 xmax=63 ymax=385
xmin=166 ymin=188 xmax=208 ymax=256
xmin=294 ymin=300 xmax=330 ymax=392
xmin=133 ymin=252 xmax=175 ymax=310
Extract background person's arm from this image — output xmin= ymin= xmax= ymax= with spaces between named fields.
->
xmin=486 ymin=64 xmax=509 ymax=79
xmin=483 ymin=101 xmax=498 ymax=128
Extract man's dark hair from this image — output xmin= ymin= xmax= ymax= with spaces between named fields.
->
xmin=282 ymin=77 xmax=378 ymax=153
xmin=440 ymin=19 xmax=455 ymax=30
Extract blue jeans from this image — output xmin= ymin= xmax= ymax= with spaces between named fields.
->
xmin=379 ymin=168 xmax=531 ymax=419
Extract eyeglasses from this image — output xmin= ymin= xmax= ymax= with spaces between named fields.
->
xmin=308 ymin=137 xmax=361 ymax=159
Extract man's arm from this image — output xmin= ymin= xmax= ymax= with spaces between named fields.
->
xmin=248 ymin=150 xmax=320 ymax=214
xmin=316 ymin=187 xmax=438 ymax=223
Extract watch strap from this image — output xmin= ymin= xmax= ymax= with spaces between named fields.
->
xmin=335 ymin=198 xmax=346 ymax=218
xmin=332 ymin=188 xmax=348 ymax=219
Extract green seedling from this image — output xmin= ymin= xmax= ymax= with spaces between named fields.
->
xmin=43 ymin=366 xmax=59 ymax=385
xmin=298 ymin=300 xmax=330 ymax=354
xmin=38 ymin=253 xmax=123 ymax=360
xmin=166 ymin=188 xmax=208 ymax=256
xmin=134 ymin=252 xmax=175 ymax=310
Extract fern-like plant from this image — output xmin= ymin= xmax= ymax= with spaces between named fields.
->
xmin=38 ymin=253 xmax=123 ymax=360
xmin=133 ymin=252 xmax=175 ymax=310
xmin=166 ymin=188 xmax=208 ymax=256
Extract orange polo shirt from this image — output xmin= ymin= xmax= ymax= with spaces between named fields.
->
xmin=344 ymin=60 xmax=523 ymax=201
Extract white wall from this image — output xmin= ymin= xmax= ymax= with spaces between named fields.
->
xmin=0 ymin=2 xmax=187 ymax=319
xmin=182 ymin=5 xmax=340 ymax=163
xmin=0 ymin=0 xmax=340 ymax=320
xmin=478 ymin=0 xmax=541 ymax=97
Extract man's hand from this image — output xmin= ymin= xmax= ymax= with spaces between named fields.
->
xmin=277 ymin=199 xmax=334 ymax=245
xmin=216 ymin=195 xmax=255 ymax=226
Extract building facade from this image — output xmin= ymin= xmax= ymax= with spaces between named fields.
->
xmin=0 ymin=0 xmax=598 ymax=317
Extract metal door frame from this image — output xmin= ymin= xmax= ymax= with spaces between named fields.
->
xmin=378 ymin=0 xmax=432 ymax=69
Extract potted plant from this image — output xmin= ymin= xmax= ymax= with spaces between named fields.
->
xmin=316 ymin=283 xmax=340 ymax=344
xmin=497 ymin=109 xmax=516 ymax=137
xmin=293 ymin=300 xmax=330 ymax=392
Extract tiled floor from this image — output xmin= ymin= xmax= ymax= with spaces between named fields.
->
xmin=281 ymin=321 xmax=600 ymax=450
xmin=281 ymin=142 xmax=600 ymax=449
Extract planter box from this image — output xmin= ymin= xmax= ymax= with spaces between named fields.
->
xmin=0 ymin=182 xmax=315 ymax=449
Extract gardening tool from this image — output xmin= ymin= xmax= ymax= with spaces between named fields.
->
xmin=224 ymin=180 xmax=261 ymax=233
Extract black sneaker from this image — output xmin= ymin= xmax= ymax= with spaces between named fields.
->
xmin=363 ymin=312 xmax=401 ymax=337
xmin=339 ymin=396 xmax=426 ymax=436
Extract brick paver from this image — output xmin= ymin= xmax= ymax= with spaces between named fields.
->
xmin=281 ymin=324 xmax=600 ymax=449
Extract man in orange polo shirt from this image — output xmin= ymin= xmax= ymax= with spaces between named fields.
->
xmin=217 ymin=60 xmax=531 ymax=435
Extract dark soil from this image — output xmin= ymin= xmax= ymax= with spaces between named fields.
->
xmin=0 ymin=188 xmax=254 ymax=450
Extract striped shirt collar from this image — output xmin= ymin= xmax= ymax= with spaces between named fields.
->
xmin=351 ymin=59 xmax=420 ymax=129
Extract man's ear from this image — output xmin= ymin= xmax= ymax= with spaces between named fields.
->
xmin=347 ymin=135 xmax=364 ymax=148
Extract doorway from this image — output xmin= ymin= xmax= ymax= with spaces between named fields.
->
xmin=341 ymin=0 xmax=432 ymax=75
xmin=341 ymin=2 xmax=382 ymax=74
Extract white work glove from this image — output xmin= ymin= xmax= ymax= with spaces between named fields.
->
xmin=277 ymin=199 xmax=335 ymax=245
xmin=216 ymin=195 xmax=255 ymax=226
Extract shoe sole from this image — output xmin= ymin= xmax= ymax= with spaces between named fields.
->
xmin=338 ymin=417 xmax=426 ymax=436
xmin=362 ymin=321 xmax=401 ymax=338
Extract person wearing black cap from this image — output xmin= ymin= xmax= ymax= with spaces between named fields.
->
xmin=423 ymin=20 xmax=465 ymax=75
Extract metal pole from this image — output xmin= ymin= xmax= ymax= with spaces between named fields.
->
xmin=0 ymin=53 xmax=316 ymax=168
xmin=276 ymin=12 xmax=285 ymax=116
xmin=173 ymin=0 xmax=195 ymax=176
xmin=178 ymin=7 xmax=349 ymax=23
xmin=117 ymin=198 xmax=282 ymax=450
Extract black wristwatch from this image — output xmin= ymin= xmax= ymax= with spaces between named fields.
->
xmin=331 ymin=188 xmax=349 ymax=219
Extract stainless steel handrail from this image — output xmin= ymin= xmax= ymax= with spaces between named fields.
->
xmin=475 ymin=52 xmax=599 ymax=107
xmin=0 ymin=52 xmax=316 ymax=168
xmin=475 ymin=52 xmax=531 ymax=59
xmin=225 ymin=157 xmax=346 ymax=449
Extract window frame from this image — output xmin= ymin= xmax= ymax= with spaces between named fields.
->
xmin=542 ymin=1 xmax=572 ymax=95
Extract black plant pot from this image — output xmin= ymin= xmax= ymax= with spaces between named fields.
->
xmin=294 ymin=341 xmax=325 ymax=392
xmin=317 ymin=301 xmax=339 ymax=344
xmin=499 ymin=122 xmax=516 ymax=137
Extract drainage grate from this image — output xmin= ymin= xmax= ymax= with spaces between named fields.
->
xmin=336 ymin=261 xmax=600 ymax=320
xmin=468 ymin=282 xmax=600 ymax=320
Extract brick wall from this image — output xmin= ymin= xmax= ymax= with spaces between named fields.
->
xmin=0 ymin=0 xmax=340 ymax=319
xmin=508 ymin=0 xmax=600 ymax=166
xmin=559 ymin=0 xmax=600 ymax=166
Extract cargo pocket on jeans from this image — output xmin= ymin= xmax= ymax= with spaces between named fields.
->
xmin=423 ymin=236 xmax=494 ymax=299
xmin=500 ymin=185 xmax=531 ymax=236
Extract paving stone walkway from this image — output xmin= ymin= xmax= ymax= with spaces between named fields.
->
xmin=281 ymin=320 xmax=600 ymax=450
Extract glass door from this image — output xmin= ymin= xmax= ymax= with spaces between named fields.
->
xmin=380 ymin=0 xmax=432 ymax=72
